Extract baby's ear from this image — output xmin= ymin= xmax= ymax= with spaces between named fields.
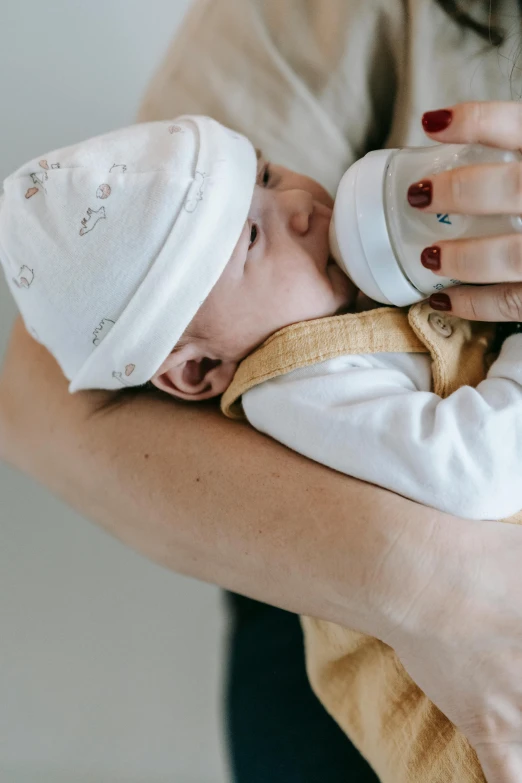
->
xmin=152 ymin=344 xmax=237 ymax=401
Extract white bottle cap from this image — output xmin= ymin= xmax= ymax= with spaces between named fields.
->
xmin=330 ymin=149 xmax=423 ymax=307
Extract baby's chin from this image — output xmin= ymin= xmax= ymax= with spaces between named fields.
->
xmin=326 ymin=257 xmax=359 ymax=313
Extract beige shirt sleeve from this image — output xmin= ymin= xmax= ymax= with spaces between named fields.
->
xmin=138 ymin=0 xmax=404 ymax=194
xmin=387 ymin=0 xmax=521 ymax=148
xmin=139 ymin=0 xmax=522 ymax=192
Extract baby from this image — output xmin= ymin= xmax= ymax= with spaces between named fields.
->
xmin=2 ymin=115 xmax=520 ymax=519
xmin=2 ymin=115 xmax=521 ymax=781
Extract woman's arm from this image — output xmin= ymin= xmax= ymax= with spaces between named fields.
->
xmin=0 ymin=319 xmax=433 ymax=631
xmin=3 ymin=319 xmax=522 ymax=782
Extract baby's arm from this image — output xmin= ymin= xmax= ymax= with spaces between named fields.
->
xmin=244 ymin=334 xmax=522 ymax=520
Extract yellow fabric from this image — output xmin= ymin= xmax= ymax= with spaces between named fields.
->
xmin=221 ymin=301 xmax=521 ymax=783
xmin=222 ymin=301 xmax=496 ymax=418
xmin=221 ymin=307 xmax=424 ymax=419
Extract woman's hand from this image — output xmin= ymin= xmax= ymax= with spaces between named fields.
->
xmin=409 ymin=101 xmax=522 ymax=321
xmin=384 ymin=517 xmax=522 ymax=783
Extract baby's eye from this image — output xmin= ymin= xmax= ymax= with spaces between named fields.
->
xmin=256 ymin=162 xmax=272 ymax=188
xmin=249 ymin=223 xmax=259 ymax=248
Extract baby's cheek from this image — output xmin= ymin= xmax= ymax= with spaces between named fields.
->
xmin=284 ymin=283 xmax=322 ymax=319
xmin=307 ymin=179 xmax=333 ymax=208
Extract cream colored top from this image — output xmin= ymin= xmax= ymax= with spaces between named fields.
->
xmin=139 ymin=0 xmax=521 ymax=195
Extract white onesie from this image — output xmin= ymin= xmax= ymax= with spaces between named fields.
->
xmin=243 ymin=334 xmax=522 ymax=520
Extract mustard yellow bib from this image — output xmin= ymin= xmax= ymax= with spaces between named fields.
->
xmin=222 ymin=301 xmax=521 ymax=783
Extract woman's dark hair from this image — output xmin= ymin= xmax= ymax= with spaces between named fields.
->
xmin=435 ymin=0 xmax=516 ymax=46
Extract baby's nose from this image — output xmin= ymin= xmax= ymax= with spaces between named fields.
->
xmin=283 ymin=190 xmax=313 ymax=235
xmin=289 ymin=208 xmax=311 ymax=235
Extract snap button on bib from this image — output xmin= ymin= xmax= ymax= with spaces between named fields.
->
xmin=428 ymin=312 xmax=453 ymax=338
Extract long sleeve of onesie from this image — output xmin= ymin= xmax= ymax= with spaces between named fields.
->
xmin=243 ymin=335 xmax=522 ymax=520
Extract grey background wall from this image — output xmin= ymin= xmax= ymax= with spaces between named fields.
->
xmin=0 ymin=3 xmax=231 ymax=782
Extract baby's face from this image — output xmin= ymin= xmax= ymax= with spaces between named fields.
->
xmin=190 ymin=157 xmax=358 ymax=362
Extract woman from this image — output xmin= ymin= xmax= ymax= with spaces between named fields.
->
xmin=2 ymin=1 xmax=522 ymax=781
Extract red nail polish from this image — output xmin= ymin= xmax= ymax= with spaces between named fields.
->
xmin=421 ymin=246 xmax=441 ymax=271
xmin=407 ymin=180 xmax=432 ymax=208
xmin=422 ymin=109 xmax=453 ymax=134
xmin=429 ymin=293 xmax=452 ymax=311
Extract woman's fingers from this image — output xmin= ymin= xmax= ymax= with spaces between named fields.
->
xmin=430 ymin=282 xmax=522 ymax=322
xmin=424 ymin=235 xmax=522 ymax=283
xmin=412 ymin=100 xmax=522 ymax=215
xmin=408 ymin=162 xmax=522 ymax=215
xmin=422 ymin=101 xmax=522 ymax=149
xmin=412 ymin=100 xmax=522 ymax=322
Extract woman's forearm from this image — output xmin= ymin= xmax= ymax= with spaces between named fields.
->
xmin=0 ymin=319 xmax=452 ymax=636
xmin=6 ymin=319 xmax=522 ymax=781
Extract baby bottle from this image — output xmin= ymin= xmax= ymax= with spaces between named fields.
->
xmin=329 ymin=144 xmax=522 ymax=306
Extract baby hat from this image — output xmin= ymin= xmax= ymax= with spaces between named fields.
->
xmin=0 ymin=116 xmax=257 ymax=391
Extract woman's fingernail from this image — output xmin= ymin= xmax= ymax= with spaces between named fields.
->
xmin=422 ymin=109 xmax=453 ymax=133
xmin=407 ymin=180 xmax=432 ymax=208
xmin=429 ymin=293 xmax=452 ymax=311
xmin=421 ymin=245 xmax=441 ymax=271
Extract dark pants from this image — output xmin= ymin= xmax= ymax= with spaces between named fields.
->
xmin=224 ymin=592 xmax=378 ymax=782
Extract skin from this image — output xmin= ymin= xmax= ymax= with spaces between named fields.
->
xmin=153 ymin=160 xmax=357 ymax=399
xmin=2 ymin=101 xmax=522 ymax=781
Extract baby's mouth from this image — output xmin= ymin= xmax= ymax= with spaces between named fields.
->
xmin=327 ymin=253 xmax=344 ymax=275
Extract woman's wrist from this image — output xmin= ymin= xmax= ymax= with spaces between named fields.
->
xmin=341 ymin=503 xmax=460 ymax=643
xmin=374 ymin=515 xmax=465 ymax=643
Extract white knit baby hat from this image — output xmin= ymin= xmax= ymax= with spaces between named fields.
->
xmin=0 ymin=116 xmax=257 ymax=391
